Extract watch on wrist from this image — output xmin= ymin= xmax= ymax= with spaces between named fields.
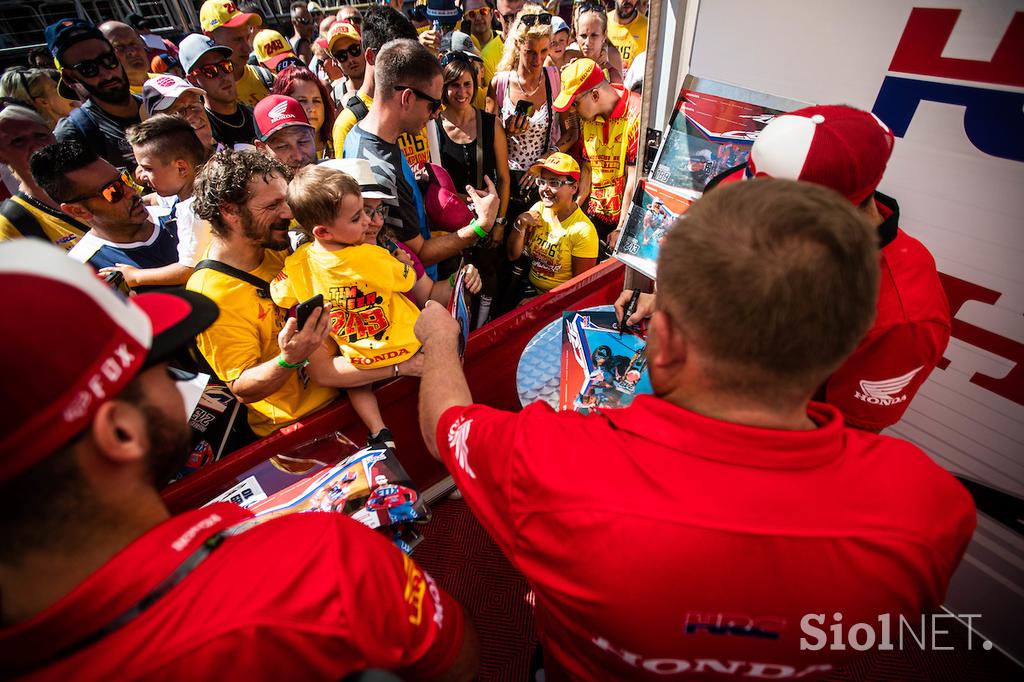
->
xmin=494 ymin=217 xmax=507 ymax=226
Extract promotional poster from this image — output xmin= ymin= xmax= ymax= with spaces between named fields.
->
xmin=560 ymin=311 xmax=652 ymax=414
xmin=614 ymin=180 xmax=695 ymax=278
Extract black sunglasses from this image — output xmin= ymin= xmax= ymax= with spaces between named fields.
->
xmin=521 ymin=13 xmax=553 ymax=27
xmin=393 ymin=85 xmax=442 ymax=114
xmin=333 ymin=43 xmax=363 ymax=60
xmin=68 ymin=51 xmax=121 ymax=78
xmin=294 ymin=16 xmax=311 ymax=25
xmin=189 ymin=59 xmax=234 ymax=79
xmin=439 ymin=51 xmax=473 ymax=67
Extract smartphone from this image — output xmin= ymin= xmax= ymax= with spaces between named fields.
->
xmin=103 ymin=270 xmax=132 ymax=297
xmin=295 ymin=293 xmax=324 ymax=330
xmin=515 ymin=99 xmax=534 ymax=118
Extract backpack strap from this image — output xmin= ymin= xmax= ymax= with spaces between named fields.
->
xmin=253 ymin=65 xmax=275 ymax=91
xmin=68 ymin=106 xmax=104 ymax=158
xmin=344 ymin=93 xmax=370 ymax=121
xmin=0 ymin=197 xmax=47 ymax=241
xmin=193 ymin=259 xmax=272 ymax=299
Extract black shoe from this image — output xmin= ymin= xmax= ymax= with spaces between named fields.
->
xmin=367 ymin=427 xmax=396 ymax=451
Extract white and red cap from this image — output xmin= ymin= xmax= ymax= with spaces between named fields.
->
xmin=254 ymin=94 xmax=313 ymax=142
xmin=0 ymin=240 xmax=218 ymax=482
xmin=748 ymin=105 xmax=895 ymax=205
xmin=141 ymin=74 xmax=206 ymax=118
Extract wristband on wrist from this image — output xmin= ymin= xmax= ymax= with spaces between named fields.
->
xmin=393 ymin=364 xmax=400 ymax=378
xmin=448 ymin=273 xmax=456 ymax=286
xmin=277 ymin=354 xmax=308 ymax=369
xmin=469 ymin=218 xmax=488 ymax=239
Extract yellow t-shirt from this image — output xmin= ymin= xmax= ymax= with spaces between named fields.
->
xmin=271 ymin=242 xmax=421 ymax=368
xmin=236 ymin=65 xmax=271 ymax=107
xmin=607 ymin=11 xmax=648 ymax=71
xmin=525 ymin=202 xmax=599 ymax=291
xmin=478 ymin=34 xmax=504 ymax=97
xmin=0 ymin=193 xmax=86 ymax=251
xmin=186 ymin=248 xmax=337 ymax=436
xmin=332 ymin=92 xmax=432 ymax=168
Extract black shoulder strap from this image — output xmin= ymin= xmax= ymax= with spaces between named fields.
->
xmin=194 ymin=259 xmax=272 ymax=299
xmin=543 ymin=68 xmax=554 ymax=152
xmin=0 ymin=197 xmax=47 ymax=241
xmin=254 ymin=65 xmax=275 ymax=91
xmin=345 ymin=93 xmax=370 ymax=121
xmin=68 ymin=106 xmax=104 ymax=157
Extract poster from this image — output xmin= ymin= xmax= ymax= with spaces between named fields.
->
xmin=448 ymin=263 xmax=471 ymax=359
xmin=560 ymin=311 xmax=652 ymax=414
xmin=614 ymin=180 xmax=694 ymax=278
xmin=615 ymin=88 xmax=785 ymax=278
xmin=650 ymin=89 xmax=784 ymax=193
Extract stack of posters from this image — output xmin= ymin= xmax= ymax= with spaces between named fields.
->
xmin=560 ymin=310 xmax=652 ymax=413
xmin=206 ymin=434 xmax=427 ymax=553
xmin=615 ymin=89 xmax=785 ymax=277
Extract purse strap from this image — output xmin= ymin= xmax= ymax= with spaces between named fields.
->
xmin=193 ymin=259 xmax=272 ymax=299
xmin=475 ymin=110 xmax=485 ymax=189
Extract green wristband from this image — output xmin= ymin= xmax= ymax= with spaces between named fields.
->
xmin=277 ymin=354 xmax=308 ymax=369
xmin=470 ymin=219 xmax=488 ymax=239
xmin=448 ymin=273 xmax=456 ymax=286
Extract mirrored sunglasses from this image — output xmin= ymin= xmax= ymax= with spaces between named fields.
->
xmin=66 ymin=168 xmax=134 ymax=204
xmin=189 ymin=59 xmax=234 ymax=79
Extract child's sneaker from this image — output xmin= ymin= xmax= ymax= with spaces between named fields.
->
xmin=367 ymin=427 xmax=396 ymax=451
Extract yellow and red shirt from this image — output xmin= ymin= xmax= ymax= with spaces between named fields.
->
xmin=271 ymin=241 xmax=421 ymax=368
xmin=580 ymin=85 xmax=641 ymax=223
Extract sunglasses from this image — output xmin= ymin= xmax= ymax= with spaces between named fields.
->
xmin=294 ymin=16 xmax=311 ymax=25
xmin=66 ymin=168 xmax=134 ymax=204
xmin=189 ymin=59 xmax=234 ymax=79
xmin=332 ymin=43 xmax=363 ymax=60
xmin=68 ymin=51 xmax=121 ymax=78
xmin=363 ymin=205 xmax=388 ymax=220
xmin=464 ymin=8 xmax=490 ymax=19
xmin=535 ymin=176 xmax=576 ymax=188
xmin=344 ymin=16 xmax=362 ymax=26
xmin=167 ymin=366 xmax=200 ymax=383
xmin=521 ymin=13 xmax=553 ymax=27
xmin=393 ymin=85 xmax=442 ymax=114
xmin=439 ymin=51 xmax=473 ymax=67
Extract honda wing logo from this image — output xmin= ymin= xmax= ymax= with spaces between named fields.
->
xmin=268 ymin=101 xmax=292 ymax=122
xmin=855 ymin=367 xmax=922 ymax=406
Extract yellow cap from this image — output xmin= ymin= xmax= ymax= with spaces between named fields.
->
xmin=327 ymin=21 xmax=361 ymax=52
xmin=530 ymin=152 xmax=581 ymax=180
xmin=200 ymin=1 xmax=262 ymax=33
xmin=553 ymin=58 xmax=605 ymax=112
xmin=253 ymin=29 xmax=298 ymax=70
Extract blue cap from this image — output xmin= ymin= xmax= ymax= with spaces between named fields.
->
xmin=552 ymin=16 xmax=570 ymax=35
xmin=427 ymin=0 xmax=463 ymax=26
xmin=45 ymin=17 xmax=106 ymax=60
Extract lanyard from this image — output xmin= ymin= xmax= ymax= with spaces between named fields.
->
xmin=15 ymin=530 xmax=231 ymax=676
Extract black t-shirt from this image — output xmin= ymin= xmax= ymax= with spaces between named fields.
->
xmin=207 ymin=105 xmax=258 ymax=149
xmin=435 ymin=111 xmax=497 ymax=192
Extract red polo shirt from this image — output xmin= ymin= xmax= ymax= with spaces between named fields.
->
xmin=823 ymin=193 xmax=952 ymax=431
xmin=437 ymin=396 xmax=974 ymax=680
xmin=2 ymin=504 xmax=464 ymax=681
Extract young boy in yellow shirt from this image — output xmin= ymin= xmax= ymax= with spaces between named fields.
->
xmin=271 ymin=164 xmax=421 ymax=450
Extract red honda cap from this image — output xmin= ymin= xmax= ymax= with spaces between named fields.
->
xmin=254 ymin=94 xmax=313 ymax=142
xmin=0 ymin=240 xmax=218 ymax=482
xmin=748 ymin=104 xmax=895 ymax=205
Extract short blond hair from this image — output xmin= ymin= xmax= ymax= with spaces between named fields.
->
xmin=286 ymin=165 xmax=362 ymax=231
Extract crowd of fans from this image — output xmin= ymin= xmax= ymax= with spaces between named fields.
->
xmin=0 ymin=2 xmax=976 ymax=681
xmin=0 ymin=0 xmax=648 ymax=444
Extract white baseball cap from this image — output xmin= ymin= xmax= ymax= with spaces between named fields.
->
xmin=141 ymin=75 xmax=206 ymax=118
xmin=319 ymin=158 xmax=395 ymax=200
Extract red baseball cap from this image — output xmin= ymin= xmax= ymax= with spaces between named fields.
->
xmin=748 ymin=104 xmax=895 ymax=205
xmin=0 ymin=240 xmax=218 ymax=483
xmin=254 ymin=94 xmax=313 ymax=142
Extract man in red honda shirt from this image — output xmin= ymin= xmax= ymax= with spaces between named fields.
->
xmin=414 ymin=179 xmax=975 ymax=680
xmin=701 ymin=104 xmax=952 ymax=432
xmin=0 ymin=241 xmax=476 ymax=680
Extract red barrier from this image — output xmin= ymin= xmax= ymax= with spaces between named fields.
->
xmin=163 ymin=260 xmax=626 ymax=513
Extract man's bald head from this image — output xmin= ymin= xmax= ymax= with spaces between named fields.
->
xmin=99 ymin=21 xmax=149 ymax=86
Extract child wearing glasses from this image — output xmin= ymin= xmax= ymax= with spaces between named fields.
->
xmin=506 ymin=153 xmax=598 ymax=301
xmin=271 ymin=163 xmax=422 ymax=452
